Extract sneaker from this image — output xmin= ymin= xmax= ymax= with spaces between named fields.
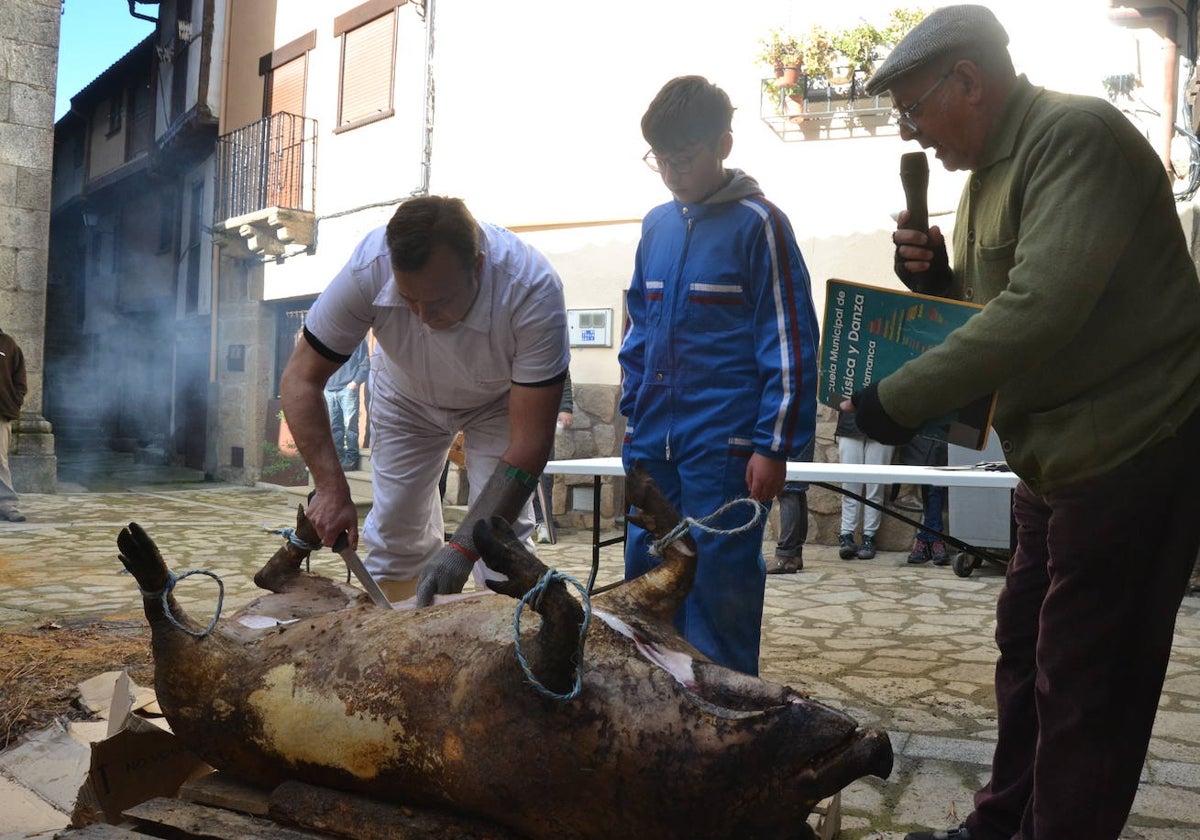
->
xmin=907 ymin=538 xmax=932 ymax=565
xmin=904 ymin=826 xmax=971 ymax=840
xmin=856 ymin=534 xmax=877 ymax=560
xmin=766 ymin=553 xmax=802 ymax=574
xmin=838 ymin=533 xmax=858 ymax=559
xmin=930 ymin=538 xmax=951 ymax=566
xmin=0 ymin=508 xmax=25 ymax=522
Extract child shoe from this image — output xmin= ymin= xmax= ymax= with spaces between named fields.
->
xmin=856 ymin=534 xmax=877 ymax=560
xmin=838 ymin=533 xmax=858 ymax=559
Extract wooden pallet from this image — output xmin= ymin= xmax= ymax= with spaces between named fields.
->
xmin=57 ymin=772 xmax=523 ymax=840
xmin=57 ymin=773 xmax=842 ymax=840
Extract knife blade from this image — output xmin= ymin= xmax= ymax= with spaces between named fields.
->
xmin=332 ymin=532 xmax=393 ymax=609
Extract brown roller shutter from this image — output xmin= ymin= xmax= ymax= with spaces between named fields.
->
xmin=269 ymin=56 xmax=306 ymax=117
xmin=339 ymin=11 xmax=395 ymax=128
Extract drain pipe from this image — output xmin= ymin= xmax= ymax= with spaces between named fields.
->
xmin=127 ymin=0 xmax=158 ymax=24
xmin=414 ymin=0 xmax=435 ymax=196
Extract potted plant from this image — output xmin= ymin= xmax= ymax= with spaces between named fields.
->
xmin=797 ymin=25 xmax=835 ymax=83
xmin=758 ymin=28 xmax=802 ymax=86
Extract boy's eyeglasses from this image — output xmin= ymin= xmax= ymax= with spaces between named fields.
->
xmin=643 ymin=147 xmax=702 ymax=175
xmin=894 ymin=71 xmax=951 ymax=134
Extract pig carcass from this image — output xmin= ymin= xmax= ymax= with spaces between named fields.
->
xmin=118 ymin=468 xmax=892 ymax=840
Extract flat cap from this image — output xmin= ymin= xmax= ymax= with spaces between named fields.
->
xmin=865 ymin=4 xmax=1009 ymax=95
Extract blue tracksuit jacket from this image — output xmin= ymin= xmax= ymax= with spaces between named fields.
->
xmin=619 ymin=169 xmax=819 ymax=675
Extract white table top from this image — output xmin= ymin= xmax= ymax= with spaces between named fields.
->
xmin=545 ymin=456 xmax=1021 ymax=489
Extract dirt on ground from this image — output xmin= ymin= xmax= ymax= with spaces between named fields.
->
xmin=0 ymin=619 xmax=154 ymax=751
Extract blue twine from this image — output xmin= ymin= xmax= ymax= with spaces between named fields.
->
xmin=649 ymin=497 xmax=766 ymax=557
xmin=512 ymin=569 xmax=592 ymax=701
xmin=263 ymin=524 xmax=323 ymax=552
xmin=140 ymin=569 xmax=225 ymax=638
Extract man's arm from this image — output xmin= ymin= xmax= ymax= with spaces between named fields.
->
xmin=503 ymin=380 xmax=564 ymax=473
xmin=280 ymin=338 xmax=358 ymax=548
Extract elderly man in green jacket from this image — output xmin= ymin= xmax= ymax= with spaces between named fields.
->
xmin=845 ymin=6 xmax=1200 ymax=840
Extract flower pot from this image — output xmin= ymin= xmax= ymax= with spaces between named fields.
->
xmin=775 ymin=65 xmax=800 ymax=87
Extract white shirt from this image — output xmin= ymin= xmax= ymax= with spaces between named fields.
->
xmin=304 ymin=223 xmax=570 ymax=411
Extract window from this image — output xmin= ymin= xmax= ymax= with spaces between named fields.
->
xmin=334 ymin=0 xmax=402 ymax=132
xmin=106 ymin=94 xmax=123 ymax=135
xmin=260 ymin=30 xmax=316 ymax=118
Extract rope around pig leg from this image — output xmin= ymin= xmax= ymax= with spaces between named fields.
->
xmin=513 ymin=570 xmax=592 ymax=701
xmin=263 ymin=524 xmax=333 ymax=577
xmin=138 ymin=569 xmax=225 ymax=638
xmin=649 ymin=497 xmax=767 ymax=557
xmin=262 ymin=525 xmax=323 ymax=552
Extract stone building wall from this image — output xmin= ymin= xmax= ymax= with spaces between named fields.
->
xmin=1 ymin=0 xmax=59 ymax=492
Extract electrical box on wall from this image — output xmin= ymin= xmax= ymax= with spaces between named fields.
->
xmin=568 ymin=308 xmax=613 ymax=347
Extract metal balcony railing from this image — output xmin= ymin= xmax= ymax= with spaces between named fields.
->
xmin=760 ymin=75 xmax=897 ymax=142
xmin=215 ymin=112 xmax=317 ymax=221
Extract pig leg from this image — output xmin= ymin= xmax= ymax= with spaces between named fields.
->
xmin=118 ymin=522 xmax=203 ymax=634
xmin=254 ymin=504 xmax=324 ymax=593
xmin=606 ymin=465 xmax=699 ymax=623
xmin=474 ymin=517 xmax=585 ymax=696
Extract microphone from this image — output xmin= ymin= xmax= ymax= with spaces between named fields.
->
xmin=899 ymin=151 xmax=929 ymax=234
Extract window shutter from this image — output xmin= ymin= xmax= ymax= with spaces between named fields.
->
xmin=339 ymin=11 xmax=395 ymax=127
xmin=269 ymin=56 xmax=306 ymax=116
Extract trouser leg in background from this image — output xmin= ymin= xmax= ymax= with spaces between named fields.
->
xmin=340 ymin=387 xmax=361 ymax=464
xmin=838 ymin=436 xmax=866 ymax=535
xmin=324 ymin=388 xmax=347 ymax=462
xmin=917 ymin=483 xmax=946 ymax=541
xmin=966 ymin=412 xmax=1200 ymax=840
xmin=838 ymin=436 xmax=894 ymax=535
xmin=774 ymin=488 xmax=807 ymax=561
xmin=0 ymin=420 xmax=17 ymax=511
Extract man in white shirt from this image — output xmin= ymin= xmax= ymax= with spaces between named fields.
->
xmin=281 ymin=196 xmax=569 ymax=605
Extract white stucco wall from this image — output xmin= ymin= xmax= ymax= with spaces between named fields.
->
xmin=263 ymin=0 xmax=1142 ymax=388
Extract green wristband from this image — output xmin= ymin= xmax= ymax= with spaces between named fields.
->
xmin=504 ymin=465 xmax=540 ymax=491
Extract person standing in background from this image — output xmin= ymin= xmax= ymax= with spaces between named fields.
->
xmin=833 ymin=408 xmax=893 ymax=560
xmin=324 ymin=338 xmax=370 ymax=471
xmin=767 ymin=438 xmax=815 ymax=574
xmin=0 ymin=328 xmax=27 ymax=522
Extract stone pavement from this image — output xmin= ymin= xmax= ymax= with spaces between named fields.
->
xmin=1 ymin=456 xmax=1199 ymax=838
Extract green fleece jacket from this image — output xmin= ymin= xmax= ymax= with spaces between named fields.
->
xmin=879 ymin=76 xmax=1200 ymax=494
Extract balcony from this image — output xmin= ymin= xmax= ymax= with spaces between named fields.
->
xmin=212 ymin=112 xmax=318 ymax=259
xmin=759 ymin=75 xmax=899 ymax=142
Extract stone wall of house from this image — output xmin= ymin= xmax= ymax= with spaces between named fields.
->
xmin=2 ymin=0 xmax=59 ymax=492
xmin=548 ymin=382 xmax=626 ymax=528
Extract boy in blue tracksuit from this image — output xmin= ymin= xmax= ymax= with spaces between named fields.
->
xmin=619 ymin=76 xmax=819 ymax=675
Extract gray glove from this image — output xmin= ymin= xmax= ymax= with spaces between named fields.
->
xmin=415 ymin=459 xmax=538 ymax=606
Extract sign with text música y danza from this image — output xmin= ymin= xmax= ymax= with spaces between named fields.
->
xmin=818 ymin=278 xmax=997 ymax=450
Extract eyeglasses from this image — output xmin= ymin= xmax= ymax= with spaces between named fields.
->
xmin=643 ymin=146 xmax=704 ymax=175
xmin=894 ymin=71 xmax=951 ymax=134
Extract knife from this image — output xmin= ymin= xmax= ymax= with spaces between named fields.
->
xmin=332 ymin=532 xmax=394 ymax=609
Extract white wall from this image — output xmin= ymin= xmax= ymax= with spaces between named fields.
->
xmin=267 ymin=0 xmax=1134 ymax=385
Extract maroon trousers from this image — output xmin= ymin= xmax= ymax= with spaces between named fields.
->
xmin=966 ymin=411 xmax=1200 ymax=840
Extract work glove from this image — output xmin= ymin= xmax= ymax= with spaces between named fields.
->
xmin=415 ymin=541 xmax=476 ymax=605
xmin=415 ymin=459 xmax=539 ymax=606
xmin=851 ymin=383 xmax=920 ymax=446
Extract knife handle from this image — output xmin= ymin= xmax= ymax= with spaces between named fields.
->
xmin=332 ymin=532 xmax=349 ymax=552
